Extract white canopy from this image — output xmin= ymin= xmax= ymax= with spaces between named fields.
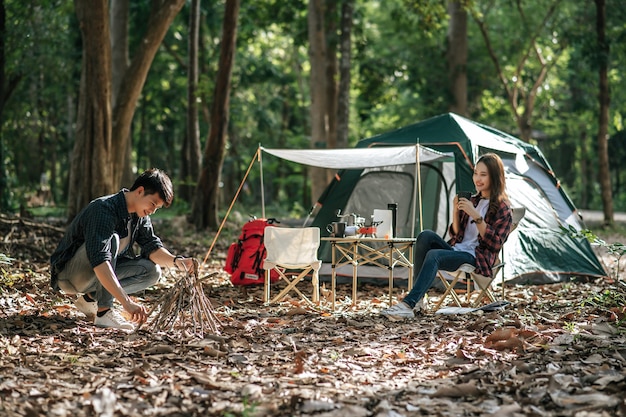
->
xmin=202 ymin=144 xmax=452 ymax=265
xmin=260 ymin=145 xmax=452 ymax=169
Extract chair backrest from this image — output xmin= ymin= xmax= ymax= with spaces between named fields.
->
xmin=264 ymin=227 xmax=320 ymax=265
xmin=511 ymin=207 xmax=526 ymax=232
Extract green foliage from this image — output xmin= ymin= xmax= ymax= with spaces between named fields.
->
xmin=0 ymin=254 xmax=16 ymax=290
xmin=2 ymin=0 xmax=626 ymax=221
xmin=582 ymin=288 xmax=626 ymax=310
xmin=561 ymin=225 xmax=626 ymax=281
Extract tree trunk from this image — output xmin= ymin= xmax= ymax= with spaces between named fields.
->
xmin=109 ymin=0 xmax=134 ymax=187
xmin=471 ymin=2 xmax=559 ymax=142
xmin=579 ymin=127 xmax=589 ymax=208
xmin=191 ymin=0 xmax=240 ymax=230
xmin=325 ymin=0 xmax=338 ymax=151
xmin=0 ymin=0 xmax=22 ymax=210
xmin=109 ymin=0 xmax=185 ymax=187
xmin=69 ymin=0 xmax=114 ymax=219
xmin=446 ymin=0 xmax=467 ymax=116
xmin=595 ymin=0 xmax=613 ymax=225
xmin=308 ymin=0 xmax=328 ymax=205
xmin=181 ymin=0 xmax=202 ymax=202
xmin=68 ymin=0 xmax=185 ymax=219
xmin=336 ymin=0 xmax=353 ymax=149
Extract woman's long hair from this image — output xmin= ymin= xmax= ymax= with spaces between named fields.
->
xmin=476 ymin=153 xmax=509 ymax=217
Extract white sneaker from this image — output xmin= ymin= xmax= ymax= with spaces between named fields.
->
xmin=380 ymin=301 xmax=415 ymax=319
xmin=74 ymin=295 xmax=97 ymax=318
xmin=94 ymin=309 xmax=134 ymax=330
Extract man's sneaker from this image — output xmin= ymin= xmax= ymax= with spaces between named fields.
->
xmin=380 ymin=301 xmax=415 ymax=319
xmin=94 ymin=309 xmax=134 ymax=330
xmin=74 ymin=295 xmax=97 ymax=319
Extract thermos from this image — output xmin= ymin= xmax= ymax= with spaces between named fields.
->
xmin=387 ymin=203 xmax=398 ymax=238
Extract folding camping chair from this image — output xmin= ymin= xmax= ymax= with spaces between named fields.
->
xmin=262 ymin=227 xmax=322 ymax=306
xmin=432 ymin=207 xmax=526 ymax=311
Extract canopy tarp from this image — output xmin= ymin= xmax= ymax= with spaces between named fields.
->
xmin=260 ymin=145 xmax=452 ymax=169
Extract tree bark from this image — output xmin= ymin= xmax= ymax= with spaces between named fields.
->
xmin=594 ymin=0 xmax=613 ymax=225
xmin=325 ymin=0 xmax=338 ymax=151
xmin=182 ymin=0 xmax=202 ymax=202
xmin=308 ymin=0 xmax=328 ymax=205
xmin=70 ymin=0 xmax=114 ymax=219
xmin=68 ymin=0 xmax=185 ymax=219
xmin=336 ymin=0 xmax=353 ymax=149
xmin=110 ymin=0 xmax=185 ymax=187
xmin=109 ymin=0 xmax=134 ymax=187
xmin=0 ymin=0 xmax=22 ymax=210
xmin=446 ymin=0 xmax=467 ymax=116
xmin=191 ymin=0 xmax=240 ymax=230
xmin=471 ymin=1 xmax=560 ymax=142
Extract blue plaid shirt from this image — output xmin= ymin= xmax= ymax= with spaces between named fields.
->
xmin=447 ymin=196 xmax=512 ymax=277
xmin=50 ymin=190 xmax=163 ymax=290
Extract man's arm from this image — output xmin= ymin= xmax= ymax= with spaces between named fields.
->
xmin=149 ymin=247 xmax=195 ymax=272
xmin=93 ymin=262 xmax=147 ymax=323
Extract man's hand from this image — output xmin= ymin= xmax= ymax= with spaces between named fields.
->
xmin=175 ymin=256 xmax=197 ymax=274
xmin=123 ymin=299 xmax=148 ymax=324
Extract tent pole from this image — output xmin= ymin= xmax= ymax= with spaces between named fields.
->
xmin=259 ymin=144 xmax=265 ymax=219
xmin=417 ymin=143 xmax=423 ymax=233
xmin=412 ymin=143 xmax=423 ymax=237
xmin=201 ymin=147 xmax=260 ymax=268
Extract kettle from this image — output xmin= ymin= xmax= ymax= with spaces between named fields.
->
xmin=335 ymin=209 xmax=357 ymax=226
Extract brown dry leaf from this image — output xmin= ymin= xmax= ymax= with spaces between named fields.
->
xmin=3 ymin=216 xmax=626 ymax=417
xmin=431 ymin=381 xmax=482 ymax=398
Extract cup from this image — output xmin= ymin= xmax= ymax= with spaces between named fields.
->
xmin=326 ymin=221 xmax=347 ymax=237
xmin=344 ymin=225 xmax=358 ymax=236
xmin=457 ymin=191 xmax=472 ymax=201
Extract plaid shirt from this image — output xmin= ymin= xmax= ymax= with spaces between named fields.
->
xmin=50 ymin=190 xmax=163 ymax=291
xmin=447 ymin=195 xmax=512 ymax=277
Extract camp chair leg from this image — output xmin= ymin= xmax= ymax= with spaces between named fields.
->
xmin=263 ymin=270 xmax=271 ymax=304
xmin=433 ymin=270 xmax=467 ymax=310
xmin=268 ymin=268 xmax=316 ymax=306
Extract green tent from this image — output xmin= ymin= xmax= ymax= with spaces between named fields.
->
xmin=311 ymin=113 xmax=606 ymax=284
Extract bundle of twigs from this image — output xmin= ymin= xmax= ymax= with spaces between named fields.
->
xmin=141 ymin=259 xmax=221 ymax=338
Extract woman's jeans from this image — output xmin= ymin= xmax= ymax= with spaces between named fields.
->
xmin=402 ymin=230 xmax=475 ymax=309
xmin=56 ymin=234 xmax=161 ymax=308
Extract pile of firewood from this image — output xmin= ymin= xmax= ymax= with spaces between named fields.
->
xmin=143 ymin=259 xmax=221 ymax=338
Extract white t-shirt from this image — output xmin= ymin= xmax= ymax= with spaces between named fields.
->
xmin=453 ymin=198 xmax=489 ymax=257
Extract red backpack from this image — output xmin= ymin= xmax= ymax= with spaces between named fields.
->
xmin=224 ymin=218 xmax=281 ymax=286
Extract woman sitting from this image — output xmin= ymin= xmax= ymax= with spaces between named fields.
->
xmin=381 ymin=153 xmax=513 ymax=319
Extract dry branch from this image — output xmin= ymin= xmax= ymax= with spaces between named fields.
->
xmin=141 ymin=259 xmax=221 ymax=338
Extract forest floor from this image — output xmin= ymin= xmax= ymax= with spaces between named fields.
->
xmin=1 ymin=212 xmax=625 ymax=417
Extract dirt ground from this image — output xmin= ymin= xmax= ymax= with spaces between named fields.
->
xmin=1 ymin=213 xmax=625 ymax=417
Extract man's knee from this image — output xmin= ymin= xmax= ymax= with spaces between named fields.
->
xmin=146 ymin=262 xmax=162 ymax=287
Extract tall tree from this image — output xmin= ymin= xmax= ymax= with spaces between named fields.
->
xmin=594 ymin=0 xmax=613 ymax=225
xmin=336 ymin=0 xmax=353 ymax=149
xmin=69 ymin=0 xmax=114 ymax=217
xmin=69 ymin=0 xmax=185 ymax=219
xmin=446 ymin=0 xmax=467 ymax=116
xmin=471 ymin=0 xmax=564 ymax=141
xmin=0 ymin=0 xmax=23 ymax=211
xmin=109 ymin=0 xmax=134 ymax=187
xmin=308 ymin=0 xmax=328 ymax=203
xmin=181 ymin=0 xmax=202 ymax=202
xmin=191 ymin=0 xmax=240 ymax=229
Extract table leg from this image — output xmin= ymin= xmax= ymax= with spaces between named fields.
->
xmin=352 ymin=241 xmax=358 ymax=306
xmin=388 ymin=242 xmax=394 ymax=305
xmin=408 ymin=243 xmax=414 ymax=291
xmin=331 ymin=241 xmax=336 ymax=311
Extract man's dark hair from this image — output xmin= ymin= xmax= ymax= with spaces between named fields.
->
xmin=130 ymin=168 xmax=174 ymax=208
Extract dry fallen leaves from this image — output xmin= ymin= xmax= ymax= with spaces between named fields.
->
xmin=1 ymin=216 xmax=625 ymax=416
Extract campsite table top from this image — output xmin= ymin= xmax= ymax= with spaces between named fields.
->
xmin=321 ymin=237 xmax=416 ymax=309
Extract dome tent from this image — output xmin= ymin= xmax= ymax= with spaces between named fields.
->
xmin=310 ymin=113 xmax=606 ymax=284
